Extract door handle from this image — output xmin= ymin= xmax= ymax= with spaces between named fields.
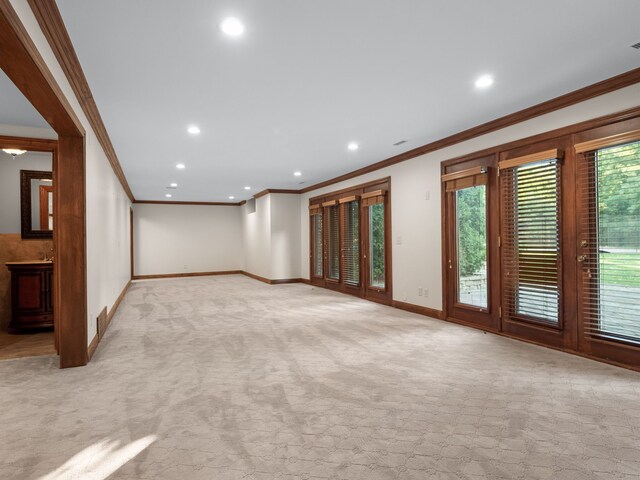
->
xmin=578 ymin=255 xmax=587 ymax=263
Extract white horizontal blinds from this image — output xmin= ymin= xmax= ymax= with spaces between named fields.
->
xmin=579 ymin=140 xmax=640 ymax=341
xmin=340 ymin=197 xmax=360 ymax=286
xmin=325 ymin=202 xmax=340 ymax=280
xmin=500 ymin=151 xmax=561 ymax=325
xmin=309 ymin=205 xmax=323 ymax=277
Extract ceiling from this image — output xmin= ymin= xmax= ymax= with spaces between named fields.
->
xmin=9 ymin=1 xmax=640 ymax=201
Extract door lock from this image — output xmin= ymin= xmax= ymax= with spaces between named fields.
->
xmin=578 ymin=255 xmax=588 ymax=263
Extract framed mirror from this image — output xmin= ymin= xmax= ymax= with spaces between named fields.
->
xmin=21 ymin=169 xmax=53 ymax=239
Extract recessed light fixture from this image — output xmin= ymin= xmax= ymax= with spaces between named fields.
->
xmin=475 ymin=74 xmax=494 ymax=89
xmin=176 ymin=163 xmax=186 ymax=169
xmin=347 ymin=142 xmax=359 ymax=151
xmin=228 ymin=195 xmax=235 ymax=200
xmin=294 ymin=171 xmax=302 ymax=177
xmin=244 ymin=186 xmax=251 ymax=190
xmin=187 ymin=125 xmax=200 ymax=135
xmin=220 ymin=17 xmax=245 ymax=37
xmin=165 ymin=194 xmax=172 ymax=198
xmin=170 ymin=183 xmax=178 ymax=187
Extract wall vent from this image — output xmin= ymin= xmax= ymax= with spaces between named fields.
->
xmin=393 ymin=140 xmax=407 ymax=146
xmin=632 ymin=42 xmax=640 ymax=50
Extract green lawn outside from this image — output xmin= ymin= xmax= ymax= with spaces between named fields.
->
xmin=600 ymin=252 xmax=640 ymax=287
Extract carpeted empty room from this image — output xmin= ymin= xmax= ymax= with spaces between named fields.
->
xmin=1 ymin=275 xmax=640 ymax=479
xmin=3 ymin=1 xmax=640 ymax=479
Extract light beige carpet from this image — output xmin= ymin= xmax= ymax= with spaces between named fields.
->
xmin=1 ymin=275 xmax=639 ymax=480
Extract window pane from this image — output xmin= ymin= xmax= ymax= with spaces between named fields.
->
xmin=456 ymin=185 xmax=488 ymax=308
xmin=503 ymin=159 xmax=560 ymax=325
xmin=313 ymin=214 xmax=323 ymax=277
xmin=594 ymin=141 xmax=640 ymax=340
xmin=327 ymin=205 xmax=340 ymax=280
xmin=343 ymin=201 xmax=359 ymax=285
xmin=369 ymin=203 xmax=385 ymax=288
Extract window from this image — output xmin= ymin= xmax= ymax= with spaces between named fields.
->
xmin=310 ymin=206 xmax=323 ymax=277
xmin=326 ymin=203 xmax=340 ymax=281
xmin=368 ymin=203 xmax=385 ymax=288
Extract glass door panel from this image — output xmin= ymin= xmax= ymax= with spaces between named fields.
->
xmin=312 ymin=213 xmax=323 ymax=277
xmin=342 ymin=200 xmax=360 ymax=286
xmin=326 ymin=205 xmax=340 ymax=281
xmin=581 ymin=141 xmax=640 ymax=342
xmin=368 ymin=203 xmax=385 ymax=288
xmin=455 ymin=185 xmax=488 ymax=308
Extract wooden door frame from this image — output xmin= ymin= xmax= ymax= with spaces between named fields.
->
xmin=0 ymin=1 xmax=88 ymax=368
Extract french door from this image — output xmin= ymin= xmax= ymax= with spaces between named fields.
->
xmin=576 ymin=130 xmax=640 ymax=364
xmin=309 ymin=179 xmax=391 ymax=304
xmin=443 ymin=157 xmax=499 ymax=329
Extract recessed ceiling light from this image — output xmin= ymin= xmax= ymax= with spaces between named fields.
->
xmin=165 ymin=194 xmax=172 ymax=198
xmin=475 ymin=74 xmax=494 ymax=89
xmin=187 ymin=125 xmax=200 ymax=135
xmin=228 ymin=195 xmax=235 ymax=200
xmin=347 ymin=142 xmax=359 ymax=151
xmin=220 ymin=17 xmax=245 ymax=37
xmin=170 ymin=183 xmax=178 ymax=187
xmin=294 ymin=171 xmax=302 ymax=177
xmin=244 ymin=186 xmax=251 ymax=190
xmin=176 ymin=163 xmax=186 ymax=169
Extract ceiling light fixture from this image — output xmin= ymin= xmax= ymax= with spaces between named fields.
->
xmin=294 ymin=171 xmax=302 ymax=177
xmin=2 ymin=148 xmax=27 ymax=158
xmin=170 ymin=183 xmax=178 ymax=187
xmin=220 ymin=17 xmax=245 ymax=37
xmin=347 ymin=142 xmax=359 ymax=151
xmin=176 ymin=163 xmax=186 ymax=169
xmin=165 ymin=194 xmax=172 ymax=198
xmin=187 ymin=125 xmax=200 ymax=135
xmin=228 ymin=195 xmax=235 ymax=200
xmin=244 ymin=186 xmax=251 ymax=190
xmin=475 ymin=74 xmax=494 ymax=89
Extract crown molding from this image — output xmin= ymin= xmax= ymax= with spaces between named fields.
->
xmin=134 ymin=200 xmax=242 ymax=207
xmin=27 ymin=0 xmax=135 ymax=202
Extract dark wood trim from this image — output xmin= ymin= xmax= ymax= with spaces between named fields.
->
xmin=133 ymin=271 xmax=242 ymax=280
xmin=2 ymin=0 xmax=89 ymax=368
xmin=392 ymin=300 xmax=444 ymax=320
xmin=27 ymin=0 xmax=135 ymax=202
xmin=309 ymin=177 xmax=391 ymax=204
xmin=56 ymin=135 xmax=87 ymax=368
xmin=0 ymin=135 xmax=57 ymax=152
xmin=254 ymin=189 xmax=299 ymax=199
xmin=87 ymin=331 xmax=99 ymax=361
xmin=129 ymin=207 xmax=134 ymax=279
xmin=0 ymin=0 xmax=83 ymax=136
xmin=240 ymin=271 xmax=304 ymax=285
xmin=301 ymin=68 xmax=640 ymax=194
xmin=134 ymin=200 xmax=242 ymax=206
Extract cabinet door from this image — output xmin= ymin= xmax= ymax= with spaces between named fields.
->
xmin=45 ymin=268 xmax=54 ymax=312
xmin=14 ymin=271 xmax=46 ymax=312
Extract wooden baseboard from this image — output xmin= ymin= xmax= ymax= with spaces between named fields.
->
xmin=392 ymin=300 xmax=444 ymax=320
xmin=87 ymin=332 xmax=99 ymax=361
xmin=133 ymin=270 xmax=242 ymax=280
xmin=86 ymin=280 xmax=132 ymax=362
xmin=241 ymin=271 xmax=305 ymax=285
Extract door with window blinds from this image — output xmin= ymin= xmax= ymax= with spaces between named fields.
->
xmin=340 ymin=197 xmax=360 ymax=293
xmin=576 ymin=131 xmax=640 ymax=363
xmin=325 ymin=202 xmax=340 ymax=282
xmin=498 ymin=143 xmax=576 ymax=349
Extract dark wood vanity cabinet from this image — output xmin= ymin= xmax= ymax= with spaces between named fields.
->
xmin=6 ymin=261 xmax=54 ymax=331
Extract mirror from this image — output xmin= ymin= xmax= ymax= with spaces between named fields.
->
xmin=21 ymin=169 xmax=53 ymax=239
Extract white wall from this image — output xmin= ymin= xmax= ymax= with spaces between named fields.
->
xmin=300 ymin=83 xmax=640 ymax=312
xmin=270 ymin=194 xmax=301 ymax=280
xmin=11 ymin=0 xmax=132 ymax=345
xmin=241 ymin=195 xmax=271 ymax=279
xmin=134 ymin=204 xmax=242 ymax=276
xmin=0 ymin=152 xmax=52 ymax=233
